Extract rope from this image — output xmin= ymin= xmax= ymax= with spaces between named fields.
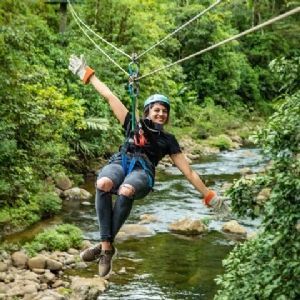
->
xmin=137 ymin=6 xmax=300 ymax=81
xmin=67 ymin=0 xmax=131 ymax=59
xmin=137 ymin=0 xmax=222 ymax=59
xmin=67 ymin=0 xmax=221 ymax=61
xmin=67 ymin=0 xmax=130 ymax=75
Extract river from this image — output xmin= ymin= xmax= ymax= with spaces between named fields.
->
xmin=63 ymin=148 xmax=267 ymax=300
xmin=2 ymin=148 xmax=267 ymax=300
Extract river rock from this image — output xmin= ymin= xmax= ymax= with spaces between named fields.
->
xmin=39 ymin=270 xmax=56 ymax=284
xmin=239 ymin=167 xmax=252 ymax=175
xmin=55 ymin=174 xmax=73 ymax=191
xmin=11 ymin=251 xmax=28 ymax=269
xmin=23 ymin=284 xmax=38 ymax=294
xmin=116 ymin=224 xmax=153 ymax=238
xmin=222 ymin=220 xmax=246 ymax=235
xmin=168 ymin=218 xmax=207 ymax=235
xmin=28 ymin=254 xmax=46 ymax=270
xmin=247 ymin=232 xmax=258 ymax=239
xmin=186 ymin=153 xmax=200 ymax=160
xmin=46 ymin=258 xmax=64 ymax=271
xmin=230 ymin=134 xmax=243 ymax=144
xmin=257 ymin=188 xmax=271 ymax=205
xmin=0 ymin=262 xmax=7 ymax=272
xmin=62 ymin=187 xmax=92 ymax=201
xmin=139 ymin=214 xmax=162 ymax=224
xmin=0 ymin=282 xmax=9 ymax=293
xmin=71 ymin=276 xmax=109 ymax=300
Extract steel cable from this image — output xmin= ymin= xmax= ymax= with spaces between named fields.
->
xmin=137 ymin=0 xmax=222 ymax=59
xmin=67 ymin=0 xmax=130 ymax=75
xmin=137 ymin=6 xmax=300 ymax=80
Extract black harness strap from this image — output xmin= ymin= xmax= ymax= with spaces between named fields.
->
xmin=119 ymin=120 xmax=155 ymax=190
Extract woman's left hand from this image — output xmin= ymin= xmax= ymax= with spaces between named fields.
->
xmin=203 ymin=190 xmax=231 ymax=218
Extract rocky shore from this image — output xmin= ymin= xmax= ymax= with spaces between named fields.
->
xmin=0 ymin=241 xmax=108 ymax=300
xmin=0 ymin=215 xmax=251 ymax=300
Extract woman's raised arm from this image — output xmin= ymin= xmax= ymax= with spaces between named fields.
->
xmin=89 ymin=75 xmax=128 ymax=125
xmin=69 ymin=54 xmax=128 ymax=125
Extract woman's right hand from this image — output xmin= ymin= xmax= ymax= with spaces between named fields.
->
xmin=69 ymin=54 xmax=95 ymax=84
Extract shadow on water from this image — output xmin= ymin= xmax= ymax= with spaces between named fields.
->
xmin=1 ymin=148 xmax=268 ymax=300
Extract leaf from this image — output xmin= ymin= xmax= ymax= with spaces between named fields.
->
xmin=83 ymin=118 xmax=109 ymax=131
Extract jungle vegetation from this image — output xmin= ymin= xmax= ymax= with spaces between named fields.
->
xmin=0 ymin=0 xmax=299 ymax=298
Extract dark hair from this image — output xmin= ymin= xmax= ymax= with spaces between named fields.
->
xmin=143 ymin=101 xmax=170 ymax=124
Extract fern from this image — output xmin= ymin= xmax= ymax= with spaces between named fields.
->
xmin=83 ymin=118 xmax=109 ymax=131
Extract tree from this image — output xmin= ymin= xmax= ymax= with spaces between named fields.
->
xmin=0 ymin=0 xmax=85 ymax=228
xmin=214 ymin=57 xmax=300 ymax=299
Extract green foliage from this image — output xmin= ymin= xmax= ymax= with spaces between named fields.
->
xmin=0 ymin=0 xmax=77 ymax=207
xmin=37 ymin=192 xmax=62 ymax=218
xmin=190 ymin=98 xmax=242 ymax=139
xmin=0 ymin=241 xmax=21 ymax=253
xmin=0 ymin=209 xmax=10 ymax=223
xmin=209 ymin=135 xmax=233 ymax=151
xmin=226 ymin=175 xmax=266 ymax=219
xmin=34 ymin=230 xmax=70 ymax=251
xmin=24 ymin=224 xmax=83 ymax=257
xmin=57 ymin=287 xmax=72 ymax=295
xmin=0 ymin=183 xmax=61 ymax=230
xmin=200 ymin=217 xmax=211 ymax=227
xmin=225 ymin=0 xmax=300 ymax=103
xmin=83 ymin=118 xmax=109 ymax=131
xmin=24 ymin=241 xmax=46 ymax=258
xmin=2 ymin=200 xmax=41 ymax=228
xmin=215 ymin=231 xmax=300 ymax=300
xmin=269 ymin=56 xmax=300 ymax=95
xmin=215 ymin=58 xmax=300 ymax=299
xmin=56 ymin=224 xmax=83 ymax=248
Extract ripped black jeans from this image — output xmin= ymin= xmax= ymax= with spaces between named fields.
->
xmin=95 ymin=154 xmax=153 ymax=243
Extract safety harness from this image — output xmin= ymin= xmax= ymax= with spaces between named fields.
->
xmin=119 ymin=124 xmax=151 ymax=189
xmin=119 ymin=54 xmax=162 ymax=190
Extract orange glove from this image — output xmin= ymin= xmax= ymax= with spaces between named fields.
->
xmin=68 ymin=54 xmax=95 ymax=84
xmin=203 ymin=190 xmax=231 ymax=218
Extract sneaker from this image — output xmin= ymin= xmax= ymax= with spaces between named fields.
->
xmin=98 ymin=246 xmax=117 ymax=277
xmin=80 ymin=244 xmax=102 ymax=262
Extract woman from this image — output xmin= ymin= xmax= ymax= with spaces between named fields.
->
xmin=68 ymin=54 xmax=230 ymax=277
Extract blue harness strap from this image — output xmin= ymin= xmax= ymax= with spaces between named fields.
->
xmin=121 ymin=153 xmax=154 ymax=190
xmin=122 ymin=153 xmax=128 ymax=175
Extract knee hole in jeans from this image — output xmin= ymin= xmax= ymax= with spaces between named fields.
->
xmin=118 ymin=184 xmax=135 ymax=198
xmin=96 ymin=177 xmax=113 ymax=192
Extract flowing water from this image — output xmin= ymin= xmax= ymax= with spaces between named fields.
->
xmin=2 ymin=148 xmax=268 ymax=300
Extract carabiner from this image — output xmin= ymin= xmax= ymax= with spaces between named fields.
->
xmin=127 ymin=53 xmax=140 ymax=131
xmin=128 ymin=53 xmax=140 ymax=97
xmin=134 ymin=129 xmax=147 ymax=146
xmin=129 ymin=53 xmax=139 ymax=78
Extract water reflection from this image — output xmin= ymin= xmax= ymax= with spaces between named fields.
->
xmin=67 ymin=233 xmax=234 ymax=300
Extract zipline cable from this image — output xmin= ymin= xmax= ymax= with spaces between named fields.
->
xmin=67 ymin=0 xmax=221 ymax=62
xmin=137 ymin=6 xmax=300 ymax=81
xmin=67 ymin=0 xmax=131 ymax=59
xmin=67 ymin=1 xmax=300 ymax=82
xmin=67 ymin=1 xmax=130 ymax=75
xmin=137 ymin=0 xmax=222 ymax=59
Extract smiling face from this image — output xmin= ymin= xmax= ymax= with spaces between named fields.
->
xmin=147 ymin=102 xmax=169 ymax=125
